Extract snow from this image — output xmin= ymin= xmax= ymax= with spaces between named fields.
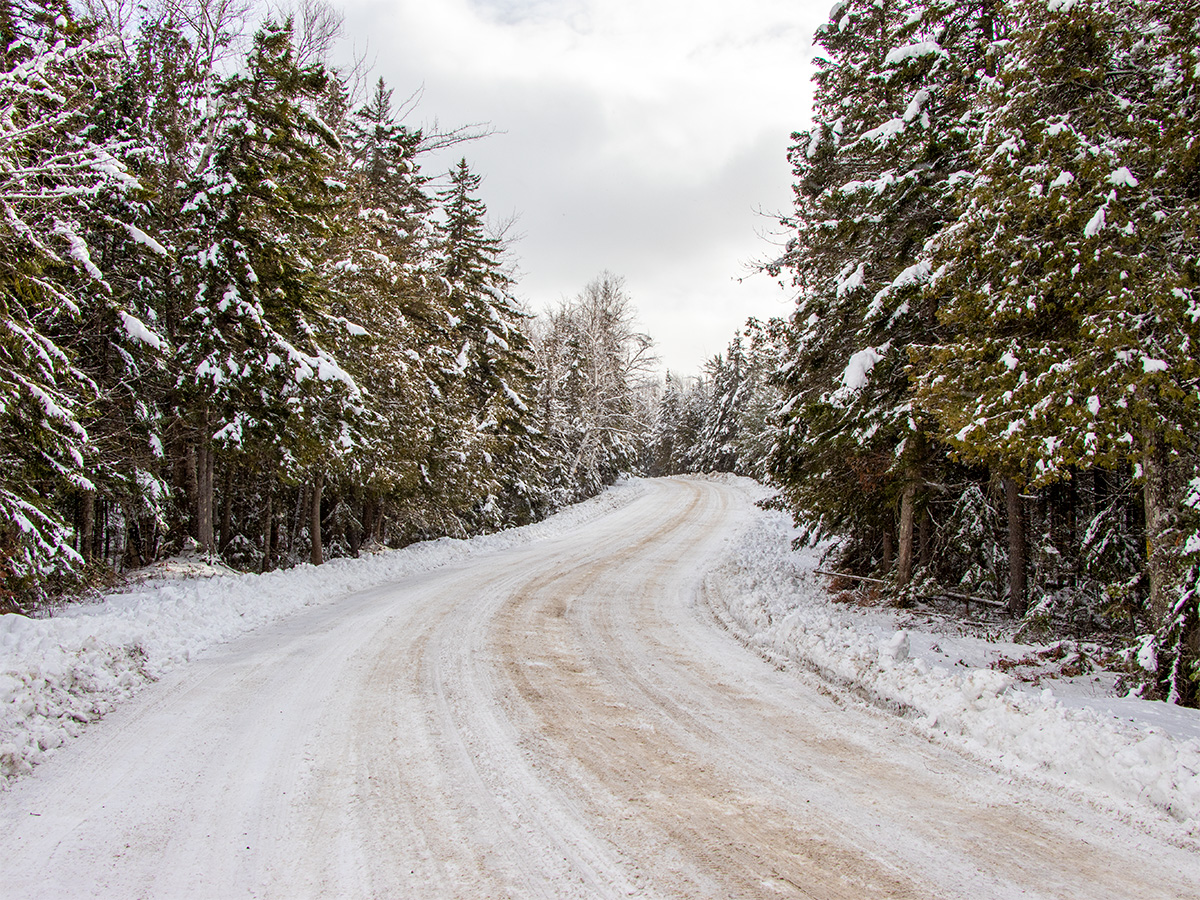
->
xmin=52 ymin=221 xmax=105 ymax=284
xmin=903 ymin=88 xmax=930 ymax=123
xmin=1109 ymin=167 xmax=1139 ymax=188
xmin=705 ymin=498 xmax=1200 ymax=837
xmin=840 ymin=344 xmax=886 ymax=393
xmin=7 ymin=476 xmax=1200 ymax=851
xmin=884 ymin=42 xmax=945 ymax=66
xmin=860 ymin=116 xmax=906 ymax=145
xmin=121 ymin=222 xmax=168 ymax=256
xmin=0 ymin=479 xmax=649 ymax=783
xmin=1084 ymin=204 xmax=1107 ymax=237
xmin=118 ymin=311 xmax=165 ymax=351
xmin=835 ymin=261 xmax=865 ymax=297
xmin=868 ymin=260 xmax=932 ymax=317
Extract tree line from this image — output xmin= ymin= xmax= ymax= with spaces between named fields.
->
xmin=8 ymin=0 xmax=1199 ymax=706
xmin=653 ymin=0 xmax=1199 ymax=704
xmin=0 ymin=0 xmax=655 ymax=608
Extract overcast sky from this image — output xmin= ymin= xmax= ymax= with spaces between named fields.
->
xmin=333 ymin=0 xmax=830 ymax=373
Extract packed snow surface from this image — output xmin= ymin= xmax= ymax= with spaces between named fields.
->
xmin=0 ymin=479 xmax=648 ymax=781
xmin=2 ymin=477 xmax=1199 ymax=899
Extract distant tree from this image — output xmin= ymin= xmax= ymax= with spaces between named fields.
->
xmin=646 ymin=373 xmax=685 ymax=477
xmin=531 ymin=273 xmax=655 ymax=502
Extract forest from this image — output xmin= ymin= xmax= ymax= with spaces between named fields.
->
xmin=3 ymin=0 xmax=1199 ymax=706
xmin=652 ymin=0 xmax=1200 ymax=706
xmin=0 ymin=0 xmax=656 ymax=608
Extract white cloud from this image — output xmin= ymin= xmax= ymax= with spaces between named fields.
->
xmin=336 ymin=0 xmax=828 ymax=371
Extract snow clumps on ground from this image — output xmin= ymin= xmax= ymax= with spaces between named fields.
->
xmin=703 ymin=491 xmax=1200 ymax=841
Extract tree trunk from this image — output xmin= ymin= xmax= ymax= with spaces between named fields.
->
xmin=124 ymin=505 xmax=143 ymax=569
xmin=290 ymin=484 xmax=307 ymax=561
xmin=310 ymin=472 xmax=324 ymax=566
xmin=1143 ymin=431 xmax=1179 ymax=630
xmin=1005 ymin=476 xmax=1027 ymax=616
xmin=896 ymin=431 xmax=926 ymax=589
xmin=261 ymin=487 xmax=274 ymax=573
xmin=79 ymin=489 xmax=95 ymax=563
xmin=195 ymin=414 xmax=215 ymax=556
xmin=362 ymin=493 xmax=376 ymax=546
xmin=348 ymin=491 xmax=362 ymax=558
xmin=918 ymin=508 xmax=932 ymax=570
xmin=896 ymin=480 xmax=917 ymax=588
xmin=219 ymin=464 xmax=233 ymax=553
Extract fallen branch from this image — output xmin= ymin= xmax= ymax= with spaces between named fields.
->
xmin=814 ymin=569 xmax=1008 ymax=611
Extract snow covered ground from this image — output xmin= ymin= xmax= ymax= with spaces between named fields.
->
xmin=5 ymin=473 xmax=1199 ymax=845
xmin=2 ymin=476 xmax=1197 ymax=898
xmin=702 ymin=479 xmax=1200 ymax=840
xmin=0 ymin=479 xmax=649 ymax=783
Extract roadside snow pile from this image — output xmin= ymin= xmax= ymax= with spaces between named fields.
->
xmin=704 ymin=504 xmax=1200 ymax=837
xmin=0 ymin=479 xmax=648 ymax=784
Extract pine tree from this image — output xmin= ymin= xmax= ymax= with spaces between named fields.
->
xmin=326 ymin=77 xmax=440 ymax=548
xmin=769 ymin=0 xmax=996 ymax=581
xmin=914 ymin=0 xmax=1200 ymax=684
xmin=175 ymin=19 xmax=361 ymax=556
xmin=646 ymin=373 xmax=684 ymax=477
xmin=0 ymin=1 xmax=155 ymax=600
xmin=730 ymin=317 xmax=789 ymax=481
xmin=61 ymin=16 xmax=174 ymax=570
xmin=433 ymin=158 xmax=541 ymax=528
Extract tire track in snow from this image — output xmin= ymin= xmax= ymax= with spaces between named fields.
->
xmin=2 ymin=478 xmax=1199 ymax=898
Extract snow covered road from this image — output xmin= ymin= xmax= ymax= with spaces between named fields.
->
xmin=2 ymin=478 xmax=1199 ymax=898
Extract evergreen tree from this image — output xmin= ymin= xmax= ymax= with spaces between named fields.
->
xmin=646 ymin=373 xmax=684 ymax=477
xmin=769 ymin=0 xmax=996 ymax=581
xmin=915 ymin=0 xmax=1200 ymax=695
xmin=693 ymin=337 xmax=747 ymax=474
xmin=326 ymin=77 xmax=440 ymax=548
xmin=63 ymin=14 xmax=176 ymax=570
xmin=175 ymin=19 xmax=361 ymax=555
xmin=730 ymin=317 xmax=789 ymax=481
xmin=0 ymin=1 xmax=154 ymax=599
xmin=433 ymin=158 xmax=541 ymax=529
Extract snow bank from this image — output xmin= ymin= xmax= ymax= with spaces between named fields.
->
xmin=703 ymin=501 xmax=1200 ymax=838
xmin=0 ymin=479 xmax=648 ymax=784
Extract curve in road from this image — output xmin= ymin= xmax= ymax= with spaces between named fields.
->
xmin=2 ymin=478 xmax=1198 ymax=899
